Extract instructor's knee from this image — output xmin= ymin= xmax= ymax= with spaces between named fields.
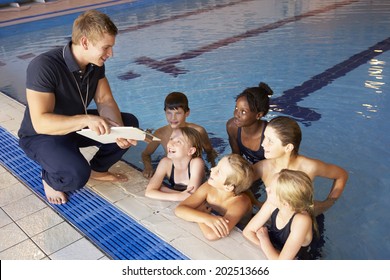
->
xmin=71 ymin=166 xmax=91 ymax=189
xmin=122 ymin=113 xmax=139 ymax=128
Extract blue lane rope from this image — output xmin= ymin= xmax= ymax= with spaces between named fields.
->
xmin=0 ymin=126 xmax=187 ymax=260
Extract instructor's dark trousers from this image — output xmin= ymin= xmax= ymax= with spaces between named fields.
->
xmin=19 ymin=110 xmax=139 ymax=192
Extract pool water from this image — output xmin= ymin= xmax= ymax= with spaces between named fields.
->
xmin=0 ymin=0 xmax=389 ymax=260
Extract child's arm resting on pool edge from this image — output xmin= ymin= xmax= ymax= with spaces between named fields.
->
xmin=175 ymin=184 xmax=251 ymax=240
xmin=175 ymin=185 xmax=229 ymax=240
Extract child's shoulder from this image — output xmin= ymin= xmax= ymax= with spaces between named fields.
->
xmin=291 ymin=212 xmax=312 ymax=231
xmin=226 ymin=118 xmax=238 ymax=132
xmin=193 ymin=182 xmax=213 ymax=198
xmin=154 ymin=125 xmax=173 ymax=139
xmin=224 ymin=191 xmax=251 ymax=206
xmin=235 ymin=192 xmax=252 ymax=204
xmin=159 ymin=156 xmax=173 ymax=167
xmin=197 ymin=182 xmax=214 ymax=194
xmin=190 ymin=156 xmax=205 ymax=166
xmin=155 ymin=125 xmax=171 ymax=133
xmin=186 ymin=122 xmax=207 ymax=133
xmin=257 ymin=158 xmax=274 ymax=170
xmin=199 ymin=181 xmax=212 ymax=189
xmin=225 ymin=192 xmax=252 ymax=213
xmin=294 ymin=155 xmax=320 ymax=175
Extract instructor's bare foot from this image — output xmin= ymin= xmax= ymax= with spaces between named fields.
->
xmin=43 ymin=180 xmax=67 ymax=204
xmin=90 ymin=170 xmax=128 ymax=182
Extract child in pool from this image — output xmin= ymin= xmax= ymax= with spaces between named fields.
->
xmin=252 ymin=116 xmax=348 ymax=215
xmin=175 ymin=154 xmax=253 ymax=240
xmin=226 ymin=82 xmax=273 ymax=207
xmin=226 ymin=82 xmax=273 ymax=164
xmin=145 ymin=126 xmax=205 ymax=201
xmin=243 ymin=169 xmax=318 ymax=260
xmin=142 ymin=91 xmax=217 ymax=178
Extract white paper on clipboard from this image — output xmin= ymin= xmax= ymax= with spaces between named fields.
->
xmin=76 ymin=127 xmax=160 ymax=144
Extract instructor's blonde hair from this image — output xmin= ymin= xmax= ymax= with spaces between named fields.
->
xmin=72 ymin=10 xmax=118 ymax=45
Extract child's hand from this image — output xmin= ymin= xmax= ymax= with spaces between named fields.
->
xmin=205 ymin=216 xmax=230 ymax=238
xmin=256 ymin=226 xmax=269 ymax=241
xmin=142 ymin=166 xmax=154 ymax=178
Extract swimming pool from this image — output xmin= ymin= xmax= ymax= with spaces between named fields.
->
xmin=0 ymin=0 xmax=389 ymax=260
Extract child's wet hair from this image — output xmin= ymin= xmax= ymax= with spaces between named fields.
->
xmin=224 ymin=154 xmax=254 ymax=195
xmin=178 ymin=127 xmax=203 ymax=158
xmin=268 ymin=116 xmax=302 ymax=156
xmin=164 ymin=92 xmax=190 ymax=112
xmin=235 ymin=82 xmax=273 ymax=116
xmin=275 ymin=169 xmax=318 ymax=236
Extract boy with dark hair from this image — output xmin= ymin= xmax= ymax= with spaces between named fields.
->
xmin=142 ymin=91 xmax=217 ymax=178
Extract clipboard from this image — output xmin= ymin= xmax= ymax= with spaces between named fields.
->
xmin=76 ymin=127 xmax=160 ymax=144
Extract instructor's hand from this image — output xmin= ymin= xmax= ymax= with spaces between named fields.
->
xmin=116 ymin=138 xmax=137 ymax=149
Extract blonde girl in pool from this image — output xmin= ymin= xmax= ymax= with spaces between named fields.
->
xmin=243 ymin=169 xmax=318 ymax=260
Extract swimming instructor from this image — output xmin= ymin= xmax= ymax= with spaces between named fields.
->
xmin=18 ymin=10 xmax=139 ymax=205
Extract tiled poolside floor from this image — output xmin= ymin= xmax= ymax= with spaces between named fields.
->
xmin=0 ymin=91 xmax=265 ymax=260
xmin=0 ymin=93 xmax=111 ymax=259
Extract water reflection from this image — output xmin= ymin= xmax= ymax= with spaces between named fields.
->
xmin=365 ymin=57 xmax=385 ymax=93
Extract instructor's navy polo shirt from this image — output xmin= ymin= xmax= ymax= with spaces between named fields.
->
xmin=18 ymin=42 xmax=105 ymax=138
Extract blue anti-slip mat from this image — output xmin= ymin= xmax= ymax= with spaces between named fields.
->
xmin=0 ymin=126 xmax=187 ymax=260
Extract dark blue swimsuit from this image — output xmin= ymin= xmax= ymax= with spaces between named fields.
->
xmin=237 ymin=122 xmax=267 ymax=164
xmin=268 ymin=208 xmax=312 ymax=259
xmin=268 ymin=208 xmax=296 ymax=251
xmin=168 ymin=162 xmax=191 ymax=191
xmin=237 ymin=123 xmax=267 ymax=198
